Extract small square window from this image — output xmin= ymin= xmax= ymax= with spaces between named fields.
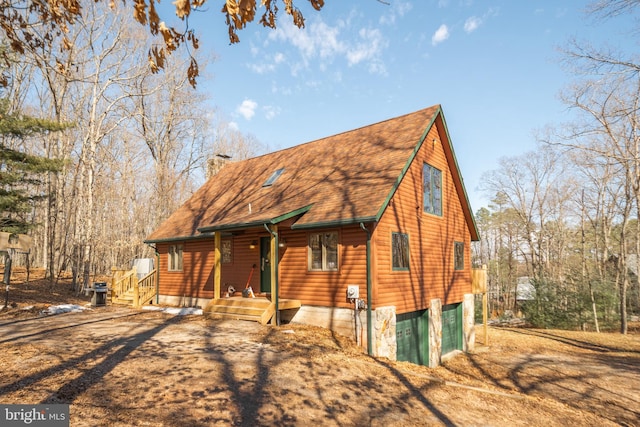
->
xmin=454 ymin=241 xmax=464 ymax=270
xmin=392 ymin=232 xmax=410 ymax=270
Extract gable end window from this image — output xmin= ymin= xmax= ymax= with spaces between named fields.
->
xmin=309 ymin=232 xmax=338 ymax=271
xmin=168 ymin=244 xmax=183 ymax=271
xmin=454 ymin=241 xmax=464 ymax=270
xmin=392 ymin=232 xmax=410 ymax=271
xmin=423 ymin=163 xmax=442 ymax=216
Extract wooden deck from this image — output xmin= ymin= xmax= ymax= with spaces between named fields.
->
xmin=203 ymin=296 xmax=301 ymax=325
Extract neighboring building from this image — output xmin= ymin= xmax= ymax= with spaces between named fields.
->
xmin=145 ymin=105 xmax=479 ymax=366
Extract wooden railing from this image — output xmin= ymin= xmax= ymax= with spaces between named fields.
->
xmin=111 ymin=266 xmax=157 ymax=308
xmin=111 ymin=266 xmax=137 ymax=302
xmin=134 ymin=270 xmax=157 ymax=308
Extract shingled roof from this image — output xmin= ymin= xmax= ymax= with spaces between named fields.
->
xmin=145 ymin=105 xmax=478 ymax=243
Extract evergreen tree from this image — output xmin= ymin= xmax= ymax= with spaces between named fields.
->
xmin=0 ymin=99 xmax=67 ymax=234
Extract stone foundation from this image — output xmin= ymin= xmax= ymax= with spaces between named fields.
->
xmin=429 ymin=298 xmax=442 ymax=368
xmin=286 ymin=305 xmax=360 ymax=342
xmin=156 ymin=294 xmax=211 ymax=309
xmin=463 ymin=293 xmax=475 ymax=352
xmin=372 ymin=306 xmax=396 ymax=361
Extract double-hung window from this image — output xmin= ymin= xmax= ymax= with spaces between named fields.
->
xmin=309 ymin=232 xmax=338 ymax=271
xmin=392 ymin=232 xmax=410 ymax=270
xmin=168 ymin=244 xmax=183 ymax=271
xmin=423 ymin=163 xmax=442 ymax=216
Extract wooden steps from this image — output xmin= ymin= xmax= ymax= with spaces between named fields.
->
xmin=204 ymin=297 xmax=301 ymax=325
xmin=112 ymin=290 xmax=134 ymax=306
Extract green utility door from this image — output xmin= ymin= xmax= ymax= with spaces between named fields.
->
xmin=441 ymin=303 xmax=463 ymax=355
xmin=260 ymin=237 xmax=271 ymax=293
xmin=396 ymin=310 xmax=429 ymax=365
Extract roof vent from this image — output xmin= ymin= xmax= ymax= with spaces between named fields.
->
xmin=262 ymin=168 xmax=284 ymax=187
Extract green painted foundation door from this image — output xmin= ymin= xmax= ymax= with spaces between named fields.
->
xmin=441 ymin=303 xmax=463 ymax=355
xmin=396 ymin=310 xmax=429 ymax=365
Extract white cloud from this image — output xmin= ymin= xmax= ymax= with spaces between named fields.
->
xmin=346 ymin=28 xmax=387 ymax=74
xmin=267 ymin=18 xmax=388 ymax=75
xmin=236 ymin=99 xmax=258 ymax=120
xmin=263 ymin=105 xmax=281 ymax=120
xmin=273 ymin=52 xmax=285 ymax=64
xmin=249 ymin=62 xmax=276 ymax=74
xmin=269 ymin=19 xmax=344 ymax=63
xmin=464 ymin=16 xmax=482 ymax=33
xmin=463 ymin=8 xmax=499 ymax=35
xmin=431 ymin=24 xmax=450 ymax=46
xmin=379 ymin=0 xmax=413 ymax=25
xmin=248 ymin=51 xmax=286 ymax=74
xmin=228 ymin=122 xmax=239 ymax=131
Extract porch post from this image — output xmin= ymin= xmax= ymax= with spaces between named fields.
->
xmin=214 ymin=232 xmax=221 ymax=300
xmin=270 ymin=224 xmax=278 ymax=326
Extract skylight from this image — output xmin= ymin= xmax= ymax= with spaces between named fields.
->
xmin=262 ymin=168 xmax=285 ymax=187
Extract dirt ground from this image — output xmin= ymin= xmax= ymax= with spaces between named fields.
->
xmin=0 ymin=268 xmax=639 ymax=426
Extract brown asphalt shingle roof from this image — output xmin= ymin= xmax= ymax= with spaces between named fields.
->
xmin=145 ymin=105 xmax=477 ymax=242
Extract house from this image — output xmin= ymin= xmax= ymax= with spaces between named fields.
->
xmin=145 ymin=105 xmax=479 ymax=367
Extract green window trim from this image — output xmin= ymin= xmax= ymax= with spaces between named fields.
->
xmin=392 ymin=232 xmax=410 ymax=271
xmin=423 ymin=163 xmax=442 ymax=216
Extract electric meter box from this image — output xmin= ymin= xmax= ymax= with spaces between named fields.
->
xmin=346 ymin=285 xmax=359 ymax=299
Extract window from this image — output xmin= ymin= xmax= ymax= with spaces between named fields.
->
xmin=423 ymin=163 xmax=442 ymax=216
xmin=263 ymin=168 xmax=285 ymax=187
xmin=168 ymin=244 xmax=183 ymax=271
xmin=309 ymin=232 xmax=338 ymax=271
xmin=392 ymin=232 xmax=410 ymax=270
xmin=222 ymin=240 xmax=232 ymax=264
xmin=454 ymin=241 xmax=464 ymax=270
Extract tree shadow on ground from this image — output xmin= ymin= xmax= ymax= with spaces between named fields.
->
xmin=0 ymin=314 xmax=180 ymax=403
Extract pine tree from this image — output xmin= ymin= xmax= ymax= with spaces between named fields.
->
xmin=0 ymin=98 xmax=67 ymax=233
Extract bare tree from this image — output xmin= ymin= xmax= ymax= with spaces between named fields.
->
xmin=554 ymin=70 xmax=640 ymax=333
xmin=0 ymin=0 xmax=326 ymax=86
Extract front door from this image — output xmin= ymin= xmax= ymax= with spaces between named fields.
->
xmin=260 ymin=237 xmax=271 ymax=293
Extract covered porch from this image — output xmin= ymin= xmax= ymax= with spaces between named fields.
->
xmin=201 ymin=207 xmax=310 ymax=326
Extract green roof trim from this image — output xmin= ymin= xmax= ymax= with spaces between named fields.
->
xmin=291 ymin=215 xmax=377 ymax=230
xmin=198 ymin=205 xmax=313 ymax=234
xmin=374 ymin=106 xmax=440 ymax=222
xmin=270 ymin=204 xmax=313 ymax=224
xmin=437 ymin=111 xmax=480 ymax=241
xmin=144 ymin=233 xmax=215 ymax=244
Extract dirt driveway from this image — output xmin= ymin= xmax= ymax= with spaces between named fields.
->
xmin=0 ymin=306 xmax=638 ymax=427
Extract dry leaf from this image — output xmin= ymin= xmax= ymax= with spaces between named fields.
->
xmin=173 ymin=0 xmax=190 ymax=19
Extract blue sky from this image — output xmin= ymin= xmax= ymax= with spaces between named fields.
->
xmin=164 ymin=1 xmax=636 ymax=212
